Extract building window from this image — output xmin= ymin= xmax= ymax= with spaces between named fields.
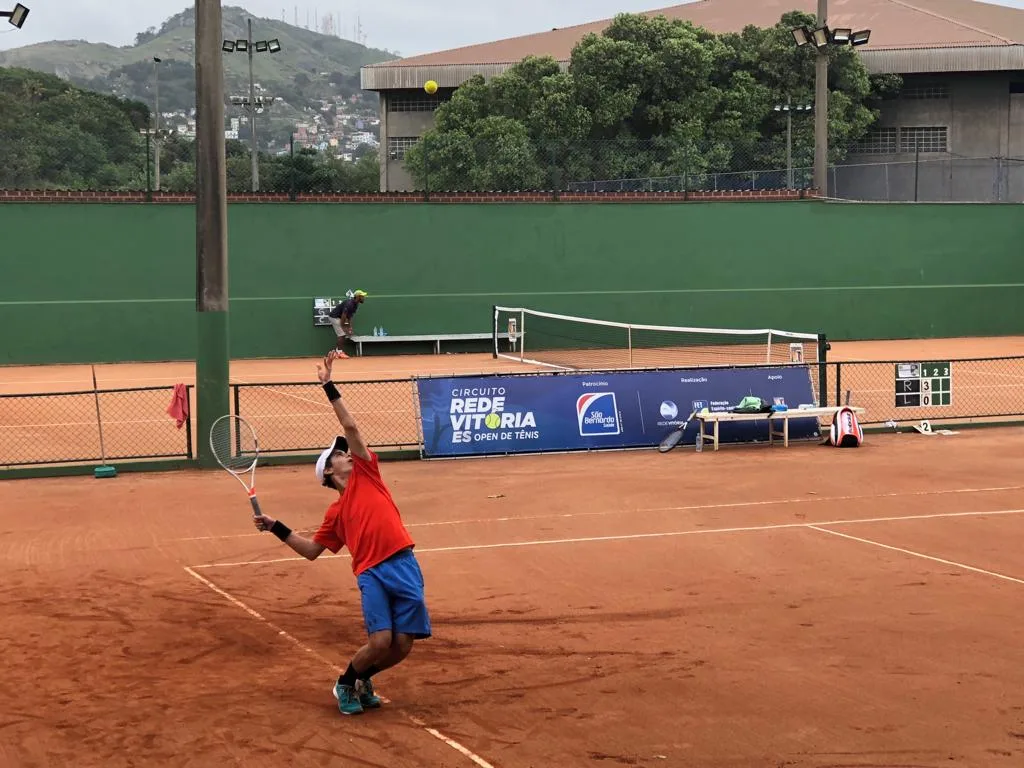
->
xmin=388 ymin=95 xmax=445 ymax=112
xmin=900 ymin=127 xmax=948 ymax=153
xmin=387 ymin=136 xmax=419 ymax=160
xmin=900 ymin=82 xmax=950 ymax=100
xmin=851 ymin=127 xmax=898 ymax=154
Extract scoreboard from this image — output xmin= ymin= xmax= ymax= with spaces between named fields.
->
xmin=895 ymin=361 xmax=952 ymax=408
xmin=313 ymin=297 xmax=338 ymax=327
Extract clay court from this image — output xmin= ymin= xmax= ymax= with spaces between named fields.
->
xmin=3 ymin=338 xmax=1024 ymax=767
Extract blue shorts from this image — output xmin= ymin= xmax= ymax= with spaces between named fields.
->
xmin=357 ymin=548 xmax=431 ymax=639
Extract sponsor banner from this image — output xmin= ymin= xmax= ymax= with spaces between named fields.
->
xmin=415 ymin=367 xmax=821 ymax=458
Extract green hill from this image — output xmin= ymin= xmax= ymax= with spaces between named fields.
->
xmin=0 ymin=5 xmax=394 ymax=146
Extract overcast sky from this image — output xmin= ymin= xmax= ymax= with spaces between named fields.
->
xmin=3 ymin=0 xmax=1024 ymax=56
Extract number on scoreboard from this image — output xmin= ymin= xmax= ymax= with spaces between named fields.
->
xmin=920 ymin=361 xmax=952 ymax=407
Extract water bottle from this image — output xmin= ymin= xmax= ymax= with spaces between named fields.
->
xmin=373 ymin=326 xmax=379 ymax=337
xmin=695 ymin=431 xmax=703 ymax=453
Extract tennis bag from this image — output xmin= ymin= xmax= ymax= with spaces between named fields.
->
xmin=828 ymin=406 xmax=864 ymax=447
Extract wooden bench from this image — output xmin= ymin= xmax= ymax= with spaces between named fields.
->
xmin=349 ymin=333 xmax=512 ymax=356
xmin=697 ymin=406 xmax=867 ymax=451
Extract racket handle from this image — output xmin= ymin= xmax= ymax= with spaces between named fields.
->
xmin=249 ymin=494 xmax=263 ymax=517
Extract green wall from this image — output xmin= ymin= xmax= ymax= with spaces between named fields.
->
xmin=1 ymin=202 xmax=1022 ymax=365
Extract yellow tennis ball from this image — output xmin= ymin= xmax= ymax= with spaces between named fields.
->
xmin=424 ymin=80 xmax=438 ymax=95
xmin=484 ymin=413 xmax=501 ymax=429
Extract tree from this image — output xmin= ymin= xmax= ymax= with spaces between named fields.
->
xmin=403 ymin=12 xmax=902 ymax=191
xmin=0 ymin=67 xmax=149 ymax=190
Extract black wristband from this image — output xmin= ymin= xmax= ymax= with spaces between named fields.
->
xmin=270 ymin=520 xmax=292 ymax=542
xmin=323 ymin=382 xmax=341 ymax=402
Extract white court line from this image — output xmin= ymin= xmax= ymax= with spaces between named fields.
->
xmin=188 ymin=507 xmax=1024 ymax=570
xmin=183 ymin=566 xmax=496 ymax=768
xmin=808 ymin=526 xmax=1024 ymax=585
xmin=170 ymin=484 xmax=1024 ymax=543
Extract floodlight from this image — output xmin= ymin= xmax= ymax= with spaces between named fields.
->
xmin=267 ymin=39 xmax=281 ymax=53
xmin=222 ymin=40 xmax=235 ymax=52
xmin=791 ymin=26 xmax=812 ymax=47
xmin=851 ymin=29 xmax=872 ymax=46
xmin=774 ymin=105 xmax=783 ymax=112
xmin=831 ymin=28 xmax=852 ymax=45
xmin=2 ymin=3 xmax=29 ymax=29
xmin=812 ymin=26 xmax=831 ymax=49
xmin=235 ymin=39 xmax=249 ymax=52
xmin=255 ymin=40 xmax=269 ymax=52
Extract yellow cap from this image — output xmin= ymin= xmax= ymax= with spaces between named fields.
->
xmin=354 ymin=289 xmax=367 ymax=297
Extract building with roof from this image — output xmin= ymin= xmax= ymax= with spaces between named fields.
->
xmin=360 ymin=0 xmax=1024 ymax=200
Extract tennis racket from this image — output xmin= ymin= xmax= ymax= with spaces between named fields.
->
xmin=657 ymin=409 xmax=698 ymax=453
xmin=209 ymin=414 xmax=263 ymax=517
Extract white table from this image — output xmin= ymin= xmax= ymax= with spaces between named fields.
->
xmin=696 ymin=406 xmax=867 ymax=450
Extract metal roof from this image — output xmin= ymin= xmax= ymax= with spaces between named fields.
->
xmin=362 ymin=0 xmax=1024 ymax=90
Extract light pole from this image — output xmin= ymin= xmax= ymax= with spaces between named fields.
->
xmin=774 ymin=97 xmax=813 ymax=189
xmin=153 ymin=56 xmax=163 ymax=191
xmin=814 ymin=0 xmax=828 ymax=195
xmin=0 ymin=3 xmax=29 ymax=28
xmin=222 ymin=24 xmax=281 ymax=192
xmin=791 ymin=2 xmax=871 ymax=196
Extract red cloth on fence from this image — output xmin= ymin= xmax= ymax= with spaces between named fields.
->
xmin=167 ymin=384 xmax=189 ymax=429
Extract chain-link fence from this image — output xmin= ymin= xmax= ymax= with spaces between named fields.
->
xmin=824 ymin=358 xmax=1024 ymax=427
xmin=394 ymin=137 xmax=812 ymax=195
xmin=4 ymin=359 xmax=1021 ymax=467
xmin=233 ymin=380 xmax=420 ymax=453
xmin=829 ymin=155 xmax=1024 ymax=203
xmin=0 ymin=386 xmax=193 ymax=467
xmin=6 ymin=122 xmax=1023 ymax=202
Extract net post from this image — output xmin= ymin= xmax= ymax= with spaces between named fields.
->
xmin=766 ymin=330 xmax=773 ymax=364
xmin=491 ymin=304 xmax=498 ymax=359
xmin=817 ymin=333 xmax=829 ymax=407
xmin=628 ymin=326 xmax=633 ymax=369
xmin=518 ymin=309 xmax=526 ymax=363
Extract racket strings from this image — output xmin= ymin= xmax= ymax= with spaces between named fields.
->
xmin=210 ymin=416 xmax=259 ymax=472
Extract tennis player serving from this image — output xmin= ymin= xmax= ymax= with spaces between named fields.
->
xmin=252 ymin=349 xmax=431 ymax=715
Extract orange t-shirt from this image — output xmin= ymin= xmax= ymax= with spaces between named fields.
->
xmin=313 ymin=450 xmax=415 ymax=575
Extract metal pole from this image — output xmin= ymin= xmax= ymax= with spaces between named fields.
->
xmin=814 ymin=0 xmax=829 ymax=196
xmin=914 ymin=144 xmax=920 ymax=202
xmin=154 ymin=59 xmax=161 ymax=192
xmin=786 ymin=97 xmax=793 ymax=189
xmin=195 ymin=0 xmax=231 ymax=468
xmin=248 ymin=18 xmax=259 ymax=192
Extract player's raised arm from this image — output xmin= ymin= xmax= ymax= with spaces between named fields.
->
xmin=317 ymin=351 xmax=371 ymax=461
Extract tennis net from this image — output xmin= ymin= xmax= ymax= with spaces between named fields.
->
xmin=492 ymin=306 xmax=827 ymax=371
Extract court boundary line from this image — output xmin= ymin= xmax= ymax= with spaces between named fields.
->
xmin=808 ymin=526 xmax=1024 ymax=585
xmin=188 ymin=507 xmax=1024 ymax=570
xmin=183 ymin=566 xmax=496 ymax=768
xmin=170 ymin=483 xmax=1024 ymax=543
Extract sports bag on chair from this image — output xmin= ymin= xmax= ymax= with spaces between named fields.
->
xmin=828 ymin=406 xmax=864 ymax=447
